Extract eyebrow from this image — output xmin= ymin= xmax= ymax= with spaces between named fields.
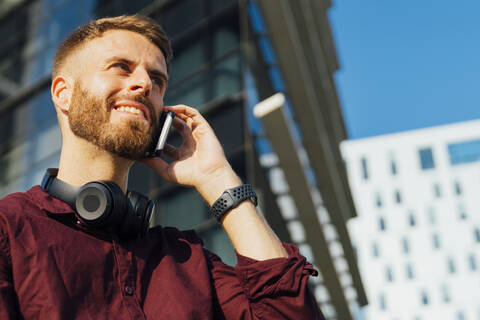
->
xmin=104 ymin=56 xmax=168 ymax=83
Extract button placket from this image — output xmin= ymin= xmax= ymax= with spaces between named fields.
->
xmin=111 ymin=239 xmax=145 ymax=319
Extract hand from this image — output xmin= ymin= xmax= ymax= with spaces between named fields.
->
xmin=143 ymin=107 xmax=287 ymax=261
xmin=141 ymin=105 xmax=239 ymax=198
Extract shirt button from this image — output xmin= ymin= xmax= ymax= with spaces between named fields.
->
xmin=124 ymin=285 xmax=134 ymax=296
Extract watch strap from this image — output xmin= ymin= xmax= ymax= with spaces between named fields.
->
xmin=210 ymin=184 xmax=258 ymax=221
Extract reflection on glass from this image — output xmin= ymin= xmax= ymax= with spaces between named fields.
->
xmin=169 ymin=41 xmax=206 ymax=84
xmin=212 ymin=53 xmax=241 ymax=100
xmin=162 ymin=0 xmax=205 ymax=37
xmin=213 ymin=25 xmax=238 ymax=60
xmin=165 ymin=72 xmax=207 ymax=108
xmin=94 ymin=0 xmax=152 ymax=17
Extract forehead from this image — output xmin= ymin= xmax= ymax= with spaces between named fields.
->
xmin=80 ymin=29 xmax=166 ymax=71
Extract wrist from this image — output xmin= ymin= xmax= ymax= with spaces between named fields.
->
xmin=195 ymin=165 xmax=242 ymax=206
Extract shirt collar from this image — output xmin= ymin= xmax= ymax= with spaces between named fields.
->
xmin=28 ymin=185 xmax=75 ymax=214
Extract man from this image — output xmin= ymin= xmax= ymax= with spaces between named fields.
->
xmin=0 ymin=15 xmax=323 ymax=319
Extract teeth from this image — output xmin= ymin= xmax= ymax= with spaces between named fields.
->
xmin=117 ymin=106 xmax=145 ymax=117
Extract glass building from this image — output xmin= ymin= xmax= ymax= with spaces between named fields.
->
xmin=0 ymin=0 xmax=366 ymax=318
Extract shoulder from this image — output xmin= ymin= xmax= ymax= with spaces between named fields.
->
xmin=0 ymin=186 xmax=46 ymax=233
xmin=0 ymin=190 xmax=36 ymax=256
xmin=0 ymin=190 xmax=35 ymax=220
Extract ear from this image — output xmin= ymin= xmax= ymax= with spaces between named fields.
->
xmin=51 ymin=76 xmax=73 ymax=112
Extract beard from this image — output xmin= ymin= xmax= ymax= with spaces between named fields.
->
xmin=68 ymin=82 xmax=159 ymax=160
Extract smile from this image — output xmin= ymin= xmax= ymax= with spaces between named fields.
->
xmin=114 ymin=105 xmax=148 ymax=120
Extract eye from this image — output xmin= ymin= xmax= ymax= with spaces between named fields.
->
xmin=151 ymin=77 xmax=162 ymax=86
xmin=151 ymin=77 xmax=166 ymax=91
xmin=111 ymin=62 xmax=130 ymax=72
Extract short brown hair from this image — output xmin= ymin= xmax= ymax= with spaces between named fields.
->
xmin=52 ymin=15 xmax=172 ymax=77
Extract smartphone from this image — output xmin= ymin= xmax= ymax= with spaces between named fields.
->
xmin=145 ymin=110 xmax=175 ymax=157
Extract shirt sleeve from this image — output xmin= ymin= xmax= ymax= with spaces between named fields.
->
xmin=206 ymin=242 xmax=324 ymax=320
xmin=0 ymin=226 xmax=21 ymax=320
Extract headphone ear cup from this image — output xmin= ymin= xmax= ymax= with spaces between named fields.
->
xmin=76 ymin=182 xmax=112 ymax=225
xmin=76 ymin=182 xmax=126 ymax=228
xmin=121 ymin=191 xmax=153 ymax=239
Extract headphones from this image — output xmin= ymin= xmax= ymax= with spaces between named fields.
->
xmin=41 ymin=168 xmax=154 ymax=240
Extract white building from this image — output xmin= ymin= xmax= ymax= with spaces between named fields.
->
xmin=341 ymin=120 xmax=480 ymax=320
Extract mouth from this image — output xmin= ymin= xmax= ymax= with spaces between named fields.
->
xmin=113 ymin=101 xmax=150 ymax=121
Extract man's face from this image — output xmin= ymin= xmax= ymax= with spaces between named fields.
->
xmin=67 ymin=30 xmax=168 ymax=160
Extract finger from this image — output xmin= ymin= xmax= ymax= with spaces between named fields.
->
xmin=165 ymin=105 xmax=205 ymax=129
xmin=171 ymin=116 xmax=191 ymax=138
xmin=173 ymin=117 xmax=194 ymax=150
xmin=165 ymin=105 xmax=200 ymax=118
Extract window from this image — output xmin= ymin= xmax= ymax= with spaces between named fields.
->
xmin=379 ymin=293 xmax=387 ymax=310
xmin=448 ymin=139 xmax=480 ymax=166
xmin=95 ymin=0 xmax=152 ymax=17
xmin=433 ymin=183 xmax=442 ymax=198
xmin=394 ymin=190 xmax=402 ymax=204
xmin=0 ymin=5 xmax=28 ymax=102
xmin=361 ymin=157 xmax=369 ymax=180
xmin=475 ymin=228 xmax=480 ymax=243
xmin=432 ymin=233 xmax=441 ymax=249
xmin=390 ymin=159 xmax=397 ymax=175
xmin=454 ymin=181 xmax=462 ymax=196
xmin=409 ymin=213 xmax=416 ymax=227
xmin=402 ymin=237 xmax=410 ymax=254
xmin=457 ymin=311 xmax=465 ymax=320
xmin=428 ymin=207 xmax=436 ymax=225
xmin=161 ymin=0 xmax=208 ymax=37
xmin=385 ymin=266 xmax=394 ymax=282
xmin=372 ymin=242 xmax=380 ymax=257
xmin=155 ymin=1 xmax=241 ymax=108
xmin=379 ymin=217 xmax=386 ymax=231
xmin=212 ymin=53 xmax=241 ymax=99
xmin=458 ymin=204 xmax=467 ymax=220
xmin=447 ymin=258 xmax=456 ymax=274
xmin=0 ymin=88 xmax=59 ymax=191
xmin=406 ymin=264 xmax=415 ymax=279
xmin=441 ymin=284 xmax=450 ymax=303
xmin=421 ymin=290 xmax=429 ymax=305
xmin=469 ymin=254 xmax=477 ymax=271
xmin=419 ymin=148 xmax=435 ymax=170
xmin=375 ymin=193 xmax=383 ymax=207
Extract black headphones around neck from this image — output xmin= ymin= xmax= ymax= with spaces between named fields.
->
xmin=41 ymin=168 xmax=154 ymax=240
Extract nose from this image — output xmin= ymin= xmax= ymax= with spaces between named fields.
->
xmin=129 ymin=69 xmax=152 ymax=97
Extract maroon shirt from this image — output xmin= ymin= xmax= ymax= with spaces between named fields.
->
xmin=0 ymin=186 xmax=323 ymax=319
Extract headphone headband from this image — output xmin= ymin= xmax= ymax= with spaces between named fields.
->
xmin=41 ymin=168 xmax=79 ymax=210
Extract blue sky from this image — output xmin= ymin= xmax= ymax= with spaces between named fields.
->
xmin=329 ymin=1 xmax=480 ymax=139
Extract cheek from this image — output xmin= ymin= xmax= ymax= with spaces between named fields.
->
xmin=87 ymin=75 xmax=123 ymax=98
xmin=153 ymin=95 xmax=164 ymax=117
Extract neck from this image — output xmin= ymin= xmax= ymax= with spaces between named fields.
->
xmin=57 ymin=136 xmax=133 ymax=193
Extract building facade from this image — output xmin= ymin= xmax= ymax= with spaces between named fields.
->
xmin=342 ymin=120 xmax=480 ymax=320
xmin=0 ymin=0 xmax=366 ymax=318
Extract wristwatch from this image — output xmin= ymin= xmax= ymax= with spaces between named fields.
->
xmin=210 ymin=184 xmax=258 ymax=221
